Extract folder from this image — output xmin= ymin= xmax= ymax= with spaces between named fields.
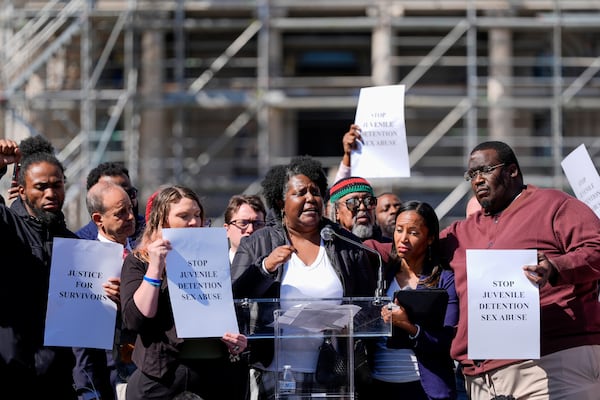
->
xmin=387 ymin=288 xmax=448 ymax=349
xmin=393 ymin=288 xmax=449 ymax=329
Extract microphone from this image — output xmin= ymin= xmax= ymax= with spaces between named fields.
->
xmin=320 ymin=226 xmax=335 ymax=241
xmin=320 ymin=226 xmax=386 ymax=304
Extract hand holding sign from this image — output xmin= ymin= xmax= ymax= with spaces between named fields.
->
xmin=351 ymin=85 xmax=410 ymax=179
xmin=44 ymin=238 xmax=123 ymax=350
xmin=162 ymin=227 xmax=239 ymax=338
xmin=522 ymin=251 xmax=555 ymax=288
xmin=561 ymin=143 xmax=600 ymax=218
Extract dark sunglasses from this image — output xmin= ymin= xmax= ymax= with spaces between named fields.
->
xmin=341 ymin=195 xmax=377 ymax=213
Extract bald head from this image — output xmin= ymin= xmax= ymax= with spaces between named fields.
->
xmin=87 ymin=181 xmax=135 ymax=244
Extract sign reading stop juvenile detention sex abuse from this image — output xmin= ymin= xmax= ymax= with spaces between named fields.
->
xmin=162 ymin=227 xmax=239 ymax=338
xmin=561 ymin=143 xmax=600 ymax=219
xmin=351 ymin=84 xmax=410 ymax=179
xmin=466 ymin=249 xmax=540 ymax=360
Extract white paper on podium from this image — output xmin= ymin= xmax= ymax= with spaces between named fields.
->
xmin=467 ymin=249 xmax=540 ymax=360
xmin=274 ymin=303 xmax=361 ymax=333
xmin=351 ymin=84 xmax=410 ymax=179
xmin=163 ymin=227 xmax=239 ymax=338
xmin=44 ymin=238 xmax=123 ymax=350
xmin=561 ymin=143 xmax=600 ymax=218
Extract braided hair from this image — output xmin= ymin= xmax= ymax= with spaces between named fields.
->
xmin=17 ymin=136 xmax=64 ymax=187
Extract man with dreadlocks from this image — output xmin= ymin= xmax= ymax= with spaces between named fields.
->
xmin=0 ymin=136 xmax=77 ymax=398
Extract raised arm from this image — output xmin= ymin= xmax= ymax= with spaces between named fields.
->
xmin=333 ymin=124 xmax=362 ymax=183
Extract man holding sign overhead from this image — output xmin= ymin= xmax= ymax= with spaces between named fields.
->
xmin=440 ymin=141 xmax=600 ymax=400
xmin=332 ymin=85 xmax=410 ymax=181
xmin=350 ymin=85 xmax=410 ymax=180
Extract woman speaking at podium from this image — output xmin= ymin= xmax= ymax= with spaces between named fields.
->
xmin=231 ymin=156 xmax=376 ymax=399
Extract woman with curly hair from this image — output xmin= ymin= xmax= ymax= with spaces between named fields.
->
xmin=260 ymin=164 xmax=287 ymax=226
xmin=231 ymin=155 xmax=376 ymax=399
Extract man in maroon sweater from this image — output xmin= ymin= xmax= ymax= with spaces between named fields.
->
xmin=440 ymin=141 xmax=600 ymax=399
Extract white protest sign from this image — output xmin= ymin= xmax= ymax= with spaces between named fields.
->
xmin=44 ymin=238 xmax=123 ymax=349
xmin=351 ymin=84 xmax=410 ymax=179
xmin=561 ymin=143 xmax=600 ymax=218
xmin=162 ymin=227 xmax=239 ymax=338
xmin=467 ymin=249 xmax=540 ymax=359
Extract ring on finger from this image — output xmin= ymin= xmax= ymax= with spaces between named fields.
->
xmin=233 ymin=345 xmax=240 ymax=352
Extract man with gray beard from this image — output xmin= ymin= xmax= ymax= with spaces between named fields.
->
xmin=328 ymin=176 xmax=390 ymax=242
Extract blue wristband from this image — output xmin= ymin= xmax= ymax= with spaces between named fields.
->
xmin=143 ymin=275 xmax=162 ymax=287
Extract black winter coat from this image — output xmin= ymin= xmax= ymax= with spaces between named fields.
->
xmin=0 ymin=197 xmax=78 ymax=398
xmin=231 ymin=218 xmax=376 ymax=366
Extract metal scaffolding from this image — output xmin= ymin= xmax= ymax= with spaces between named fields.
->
xmin=1 ymin=0 xmax=600 ymax=228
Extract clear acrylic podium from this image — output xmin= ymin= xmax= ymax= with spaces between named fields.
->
xmin=234 ymin=297 xmax=392 ymax=400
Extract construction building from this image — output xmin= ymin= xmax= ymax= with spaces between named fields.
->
xmin=1 ymin=0 xmax=599 ymax=229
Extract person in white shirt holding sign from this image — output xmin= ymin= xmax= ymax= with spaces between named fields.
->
xmin=73 ymin=181 xmax=136 ymax=400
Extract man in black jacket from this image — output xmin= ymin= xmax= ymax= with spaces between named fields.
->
xmin=0 ymin=137 xmax=77 ymax=398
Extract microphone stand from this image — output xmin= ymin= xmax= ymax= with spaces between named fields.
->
xmin=321 ymin=227 xmax=386 ymax=305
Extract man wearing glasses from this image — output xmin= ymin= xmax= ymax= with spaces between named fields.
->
xmin=329 ymin=176 xmax=389 ymax=242
xmin=440 ymin=141 xmax=600 ymax=399
xmin=224 ymin=194 xmax=267 ymax=263
xmin=332 ymin=125 xmax=397 ymax=242
xmin=77 ymin=162 xmax=145 ymax=245
xmin=222 ymin=194 xmax=267 ymax=400
xmin=73 ymin=181 xmax=137 ymax=400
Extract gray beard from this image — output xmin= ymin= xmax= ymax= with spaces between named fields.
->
xmin=352 ymin=224 xmax=373 ymax=240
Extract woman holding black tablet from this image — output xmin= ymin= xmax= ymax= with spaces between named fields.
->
xmin=364 ymin=201 xmax=458 ymax=400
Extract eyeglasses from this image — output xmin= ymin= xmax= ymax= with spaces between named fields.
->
xmin=229 ymin=219 xmax=266 ymax=230
xmin=125 ymin=187 xmax=138 ymax=200
xmin=464 ymin=163 xmax=505 ymax=182
xmin=341 ymin=195 xmax=377 ymax=213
